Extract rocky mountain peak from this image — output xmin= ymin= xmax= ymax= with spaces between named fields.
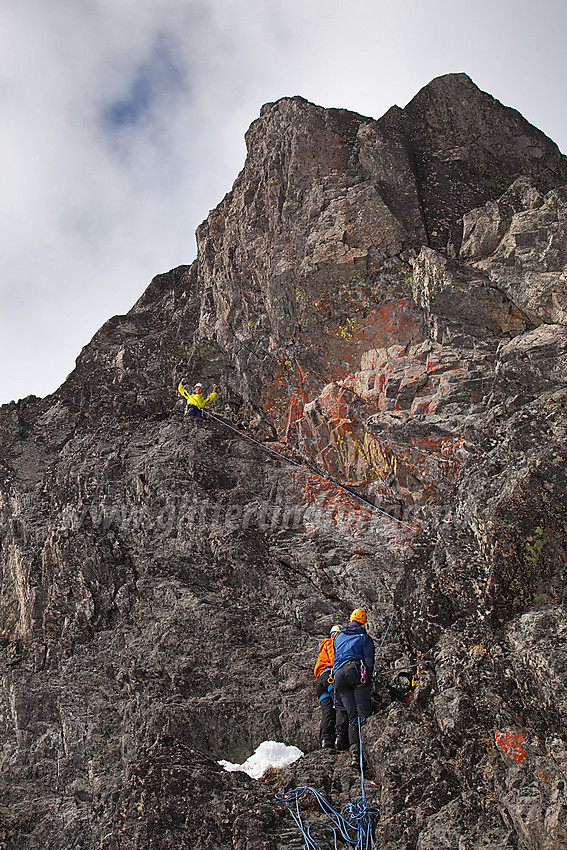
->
xmin=1 ymin=75 xmax=566 ymax=849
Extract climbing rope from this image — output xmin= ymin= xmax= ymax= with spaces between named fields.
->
xmin=375 ymin=610 xmax=395 ymax=659
xmin=204 ymin=411 xmax=417 ymax=532
xmin=206 ymin=411 xmax=304 ymax=467
xmin=275 ymin=718 xmax=377 ymax=850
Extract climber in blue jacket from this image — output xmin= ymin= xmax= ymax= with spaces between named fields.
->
xmin=333 ymin=608 xmax=375 ymax=766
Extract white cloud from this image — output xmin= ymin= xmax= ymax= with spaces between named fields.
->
xmin=0 ymin=0 xmax=565 ymax=403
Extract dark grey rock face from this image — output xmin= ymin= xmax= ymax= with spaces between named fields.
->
xmin=1 ymin=73 xmax=567 ymax=849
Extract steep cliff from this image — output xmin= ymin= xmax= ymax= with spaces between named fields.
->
xmin=1 ymin=73 xmax=566 ymax=849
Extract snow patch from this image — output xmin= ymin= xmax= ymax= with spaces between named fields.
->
xmin=218 ymin=740 xmax=304 ymax=780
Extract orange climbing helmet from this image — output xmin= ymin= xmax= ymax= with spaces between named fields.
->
xmin=350 ymin=608 xmax=367 ymax=625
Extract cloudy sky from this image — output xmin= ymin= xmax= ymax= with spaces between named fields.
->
xmin=1 ymin=0 xmax=565 ymax=405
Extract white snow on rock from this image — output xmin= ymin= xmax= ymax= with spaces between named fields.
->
xmin=218 ymin=740 xmax=304 ymax=780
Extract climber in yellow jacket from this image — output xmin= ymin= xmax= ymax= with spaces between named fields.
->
xmin=178 ymin=378 xmax=218 ymax=418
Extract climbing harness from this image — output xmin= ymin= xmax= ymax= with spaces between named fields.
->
xmin=276 ymin=719 xmax=377 ymax=849
xmin=371 ymin=611 xmax=422 ymax=704
xmin=386 ymin=666 xmax=419 ymax=703
xmin=204 ymin=411 xmax=417 ymax=532
xmin=318 ymin=672 xmax=334 ymax=703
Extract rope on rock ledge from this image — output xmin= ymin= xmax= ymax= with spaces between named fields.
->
xmin=275 ymin=719 xmax=377 ymax=850
xmin=204 ymin=411 xmax=417 ymax=532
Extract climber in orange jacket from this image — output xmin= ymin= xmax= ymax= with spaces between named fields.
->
xmin=178 ymin=378 xmax=218 ymax=418
xmin=315 ymin=624 xmax=348 ymax=749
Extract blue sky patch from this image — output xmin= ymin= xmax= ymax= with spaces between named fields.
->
xmin=102 ymin=38 xmax=186 ymax=130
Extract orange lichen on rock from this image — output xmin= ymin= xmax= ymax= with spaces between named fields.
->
xmin=495 ymin=730 xmax=526 ymax=765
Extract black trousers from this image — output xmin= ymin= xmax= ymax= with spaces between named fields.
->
xmin=334 ymin=660 xmax=372 ymax=726
xmin=185 ymin=404 xmax=203 ymax=417
xmin=316 ymin=669 xmax=348 ymax=746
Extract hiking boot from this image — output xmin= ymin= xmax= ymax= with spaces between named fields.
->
xmin=349 ymin=745 xmax=359 ymax=768
xmin=334 ymin=736 xmax=348 ymax=751
xmin=321 ymin=739 xmax=334 ymax=749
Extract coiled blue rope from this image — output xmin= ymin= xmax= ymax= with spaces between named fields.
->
xmin=275 ymin=720 xmax=378 ymax=849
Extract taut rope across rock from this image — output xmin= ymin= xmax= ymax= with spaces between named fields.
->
xmin=204 ymin=410 xmax=418 ymax=532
